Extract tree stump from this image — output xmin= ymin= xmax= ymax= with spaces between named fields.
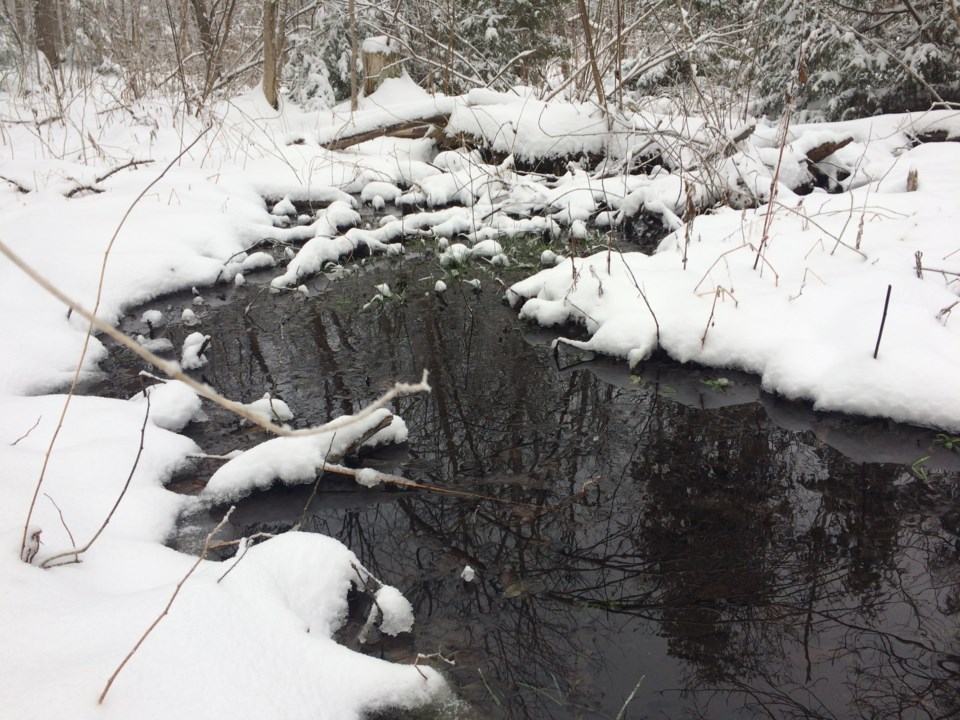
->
xmin=362 ymin=36 xmax=402 ymax=96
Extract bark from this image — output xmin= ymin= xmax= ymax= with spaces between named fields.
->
xmin=321 ymin=113 xmax=450 ymax=151
xmin=34 ymin=0 xmax=61 ymax=68
xmin=190 ymin=0 xmax=216 ymax=64
xmin=349 ymin=0 xmax=358 ymax=110
xmin=263 ymin=0 xmax=279 ymax=108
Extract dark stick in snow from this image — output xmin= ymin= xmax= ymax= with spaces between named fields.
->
xmin=873 ymin=284 xmax=892 ymax=359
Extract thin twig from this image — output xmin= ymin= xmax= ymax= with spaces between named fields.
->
xmin=701 ymin=287 xmax=738 ymax=348
xmin=873 ymin=284 xmax=892 ymax=360
xmin=99 ymin=506 xmax=236 ymax=704
xmin=215 ymin=532 xmax=274 ymax=584
xmin=320 ymin=463 xmax=546 ymax=509
xmin=43 ymin=494 xmax=78 ymax=563
xmin=10 ymin=416 xmax=42 ymax=446
xmin=18 ymin=129 xmax=209 ymax=561
xmin=0 ymin=235 xmax=432 ymax=439
xmin=64 ymin=159 xmax=156 ymax=198
xmin=41 ymin=394 xmax=152 ymax=568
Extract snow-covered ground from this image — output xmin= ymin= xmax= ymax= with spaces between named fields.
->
xmin=1 ymin=71 xmax=958 ymax=718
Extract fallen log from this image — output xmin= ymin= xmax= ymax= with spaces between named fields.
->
xmin=805 ymin=136 xmax=853 ymax=164
xmin=322 ymin=113 xmax=450 ymax=151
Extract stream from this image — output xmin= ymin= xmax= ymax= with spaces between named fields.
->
xmin=94 ymin=228 xmax=960 ymax=719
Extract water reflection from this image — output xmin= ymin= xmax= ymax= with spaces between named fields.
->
xmin=110 ymin=254 xmax=960 ymax=719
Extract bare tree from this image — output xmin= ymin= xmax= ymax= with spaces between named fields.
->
xmin=262 ymin=0 xmax=287 ymax=108
xmin=33 ymin=0 xmax=61 ymax=69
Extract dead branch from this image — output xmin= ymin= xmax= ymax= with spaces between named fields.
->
xmin=701 ymin=287 xmax=739 ymax=348
xmin=0 ymin=175 xmax=30 ymax=193
xmin=99 ymin=506 xmax=236 ymax=704
xmin=41 ymin=394 xmax=152 ymax=568
xmin=64 ymin=159 xmax=156 ymax=198
xmin=17 ymin=128 xmax=210 ymax=562
xmin=805 ymin=137 xmax=852 ymax=164
xmin=10 ymin=416 xmax=42 ymax=446
xmin=322 ymin=113 xmax=450 ymax=151
xmin=0 ymin=237 xmax=432 ymax=440
xmin=43 ymin=494 xmax=78 ymax=563
xmin=215 ymin=532 xmax=275 ymax=583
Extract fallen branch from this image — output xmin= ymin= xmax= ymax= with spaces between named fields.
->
xmin=321 ymin=113 xmax=450 ymax=151
xmin=17 ymin=129 xmax=208 ymax=562
xmin=873 ymin=284 xmax=892 ymax=359
xmin=0 ymin=175 xmax=30 ymax=193
xmin=805 ymin=137 xmax=853 ymax=164
xmin=64 ymin=159 xmax=156 ymax=198
xmin=0 ymin=235 xmax=432 ymax=439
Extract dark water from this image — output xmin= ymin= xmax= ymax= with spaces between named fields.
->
xmin=101 ymin=247 xmax=960 ymax=720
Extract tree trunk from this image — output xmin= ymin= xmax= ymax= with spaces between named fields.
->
xmin=363 ymin=39 xmax=401 ymax=96
xmin=349 ymin=0 xmax=358 ymax=110
xmin=190 ymin=0 xmax=216 ymax=65
xmin=263 ymin=0 xmax=279 ymax=108
xmin=34 ymin=0 xmax=61 ymax=69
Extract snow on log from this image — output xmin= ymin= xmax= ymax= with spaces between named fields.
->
xmin=362 ymin=35 xmax=403 ymax=96
xmin=322 ymin=114 xmax=450 ymax=151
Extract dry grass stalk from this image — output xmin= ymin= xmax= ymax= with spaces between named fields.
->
xmin=98 ymin=506 xmax=236 ymax=704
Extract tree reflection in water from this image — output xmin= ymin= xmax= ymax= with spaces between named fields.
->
xmin=164 ymin=258 xmax=959 ymax=720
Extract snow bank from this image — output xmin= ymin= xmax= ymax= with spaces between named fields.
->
xmin=0 ymin=78 xmax=451 ymax=720
xmin=510 ymin=139 xmax=960 ymax=430
xmin=202 ymin=409 xmax=408 ymax=503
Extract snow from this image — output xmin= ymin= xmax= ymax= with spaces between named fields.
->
xmin=136 ymin=335 xmax=174 ymax=353
xmin=509 ymin=137 xmax=960 ymax=430
xmin=180 ymin=331 xmax=210 ymax=370
xmin=180 ymin=308 xmax=200 ymax=326
xmin=240 ymin=251 xmax=275 ymax=271
xmin=361 ymin=35 xmax=395 ymax=56
xmin=356 ymin=467 xmax=383 ymax=488
xmin=374 ymin=585 xmax=416 ymax=636
xmin=461 ymin=565 xmax=476 ymax=582
xmin=140 ymin=309 xmax=163 ymax=325
xmin=201 ymin=409 xmax=407 ymax=503
xmin=238 ymin=392 xmax=295 ymax=425
xmin=1 ymin=64 xmax=959 ymax=720
xmin=0 ymin=79 xmax=450 ymax=720
xmin=271 ymin=195 xmax=296 ymax=216
xmin=129 ymin=381 xmax=202 ymax=432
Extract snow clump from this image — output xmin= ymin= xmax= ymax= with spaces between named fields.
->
xmin=180 ymin=332 xmax=210 ymax=369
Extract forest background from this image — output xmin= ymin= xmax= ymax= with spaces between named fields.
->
xmin=3 ymin=0 xmax=958 ymax=123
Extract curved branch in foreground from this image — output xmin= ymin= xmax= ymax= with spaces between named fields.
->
xmin=0 ymin=237 xmax=431 ymax=440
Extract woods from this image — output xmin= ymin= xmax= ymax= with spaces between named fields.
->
xmin=2 ymin=1 xmax=958 ymax=118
